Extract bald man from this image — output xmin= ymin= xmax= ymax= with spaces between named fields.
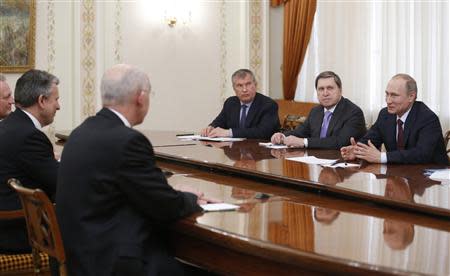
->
xmin=56 ymin=64 xmax=209 ymax=275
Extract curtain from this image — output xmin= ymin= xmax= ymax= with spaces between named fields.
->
xmin=296 ymin=0 xmax=450 ymax=132
xmin=270 ymin=0 xmax=287 ymax=8
xmin=282 ymin=0 xmax=317 ymax=100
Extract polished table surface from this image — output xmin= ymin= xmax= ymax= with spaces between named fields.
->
xmin=55 ymin=130 xmax=450 ymax=275
xmin=151 ymin=134 xmax=450 ymax=219
xmin=161 ymin=162 xmax=450 ymax=275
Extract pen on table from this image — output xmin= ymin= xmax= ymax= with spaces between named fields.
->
xmin=176 ymin=133 xmax=195 ymax=136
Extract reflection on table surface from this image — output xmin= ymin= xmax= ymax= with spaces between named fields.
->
xmin=166 ymin=170 xmax=450 ymax=275
xmin=54 ymin=130 xmax=450 ymax=274
xmin=154 ymin=136 xmax=449 ymax=216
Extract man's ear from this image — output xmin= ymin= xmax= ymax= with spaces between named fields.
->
xmin=37 ymin=94 xmax=46 ymax=108
xmin=136 ymin=90 xmax=146 ymax=105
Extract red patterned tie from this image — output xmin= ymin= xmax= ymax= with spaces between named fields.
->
xmin=397 ymin=119 xmax=404 ymax=150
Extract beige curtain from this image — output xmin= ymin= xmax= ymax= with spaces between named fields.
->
xmin=281 ymin=0 xmax=317 ymax=100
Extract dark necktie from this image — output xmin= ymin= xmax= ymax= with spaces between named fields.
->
xmin=239 ymin=105 xmax=247 ymax=128
xmin=320 ymin=111 xmax=332 ymax=138
xmin=397 ymin=119 xmax=404 ymax=150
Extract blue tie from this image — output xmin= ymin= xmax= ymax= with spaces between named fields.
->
xmin=320 ymin=111 xmax=332 ymax=138
xmin=239 ymin=105 xmax=247 ymax=128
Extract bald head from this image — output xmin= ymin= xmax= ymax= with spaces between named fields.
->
xmin=101 ymin=64 xmax=151 ymax=106
xmin=101 ymin=64 xmax=151 ymax=126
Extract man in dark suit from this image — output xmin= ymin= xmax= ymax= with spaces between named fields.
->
xmin=201 ymin=69 xmax=280 ymax=139
xmin=341 ymin=73 xmax=448 ymax=165
xmin=271 ymin=71 xmax=366 ymax=149
xmin=56 ymin=64 xmax=209 ymax=275
xmin=0 ymin=70 xmax=61 ymax=253
xmin=0 ymin=74 xmax=14 ymax=120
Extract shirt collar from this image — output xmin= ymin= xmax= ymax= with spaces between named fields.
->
xmin=397 ymin=107 xmax=412 ymax=123
xmin=240 ymin=100 xmax=253 ymax=109
xmin=108 ymin=108 xmax=131 ymax=128
xmin=323 ymin=98 xmax=341 ymax=113
xmin=21 ymin=108 xmax=42 ymax=130
xmin=323 ymin=104 xmax=337 ymax=113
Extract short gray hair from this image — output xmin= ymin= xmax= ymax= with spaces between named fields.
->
xmin=101 ymin=64 xmax=150 ymax=105
xmin=391 ymin=73 xmax=417 ymax=96
xmin=15 ymin=69 xmax=59 ymax=108
xmin=0 ymin=73 xmax=6 ymax=82
xmin=231 ymin=69 xmax=256 ymax=86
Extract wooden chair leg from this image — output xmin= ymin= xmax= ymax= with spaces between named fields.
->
xmin=32 ymin=248 xmax=42 ymax=275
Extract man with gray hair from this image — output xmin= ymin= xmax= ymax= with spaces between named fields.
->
xmin=0 ymin=73 xmax=14 ymax=120
xmin=341 ymin=73 xmax=448 ymax=164
xmin=201 ymin=68 xmax=280 ymax=139
xmin=0 ymin=69 xmax=60 ymax=253
xmin=57 ymin=64 xmax=209 ymax=275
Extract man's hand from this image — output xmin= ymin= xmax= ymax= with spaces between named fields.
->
xmin=271 ymin=132 xmax=285 ymax=144
xmin=200 ymin=126 xmax=214 ymax=137
xmin=173 ymin=184 xmax=221 ymax=205
xmin=208 ymin=127 xmax=230 ymax=138
xmin=284 ymin=136 xmax=305 ymax=148
xmin=354 ymin=140 xmax=381 ymax=163
xmin=340 ymin=137 xmax=357 ymax=161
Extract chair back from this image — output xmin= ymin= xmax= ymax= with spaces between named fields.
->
xmin=275 ymin=99 xmax=318 ymax=130
xmin=8 ymin=178 xmax=67 ymax=276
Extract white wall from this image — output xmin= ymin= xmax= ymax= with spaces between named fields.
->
xmin=2 ymin=0 xmax=266 ymax=134
xmin=269 ymin=6 xmax=283 ymax=99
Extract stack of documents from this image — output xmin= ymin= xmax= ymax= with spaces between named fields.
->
xmin=258 ymin=142 xmax=290 ymax=149
xmin=322 ymin=162 xmax=360 ymax=168
xmin=286 ymin=156 xmax=338 ymax=165
xmin=201 ymin=203 xmax=240 ymax=212
xmin=427 ymin=169 xmax=450 ymax=185
xmin=177 ymin=135 xmax=245 ymax=142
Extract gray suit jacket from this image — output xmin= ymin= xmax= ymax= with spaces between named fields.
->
xmin=284 ymin=97 xmax=366 ymax=149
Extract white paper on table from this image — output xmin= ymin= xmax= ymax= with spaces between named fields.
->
xmin=258 ymin=142 xmax=290 ymax=149
xmin=201 ymin=203 xmax=240 ymax=212
xmin=322 ymin=162 xmax=360 ymax=168
xmin=177 ymin=135 xmax=245 ymax=142
xmin=286 ymin=156 xmax=338 ymax=165
xmin=429 ymin=169 xmax=450 ymax=184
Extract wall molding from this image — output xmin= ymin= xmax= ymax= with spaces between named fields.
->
xmin=219 ymin=0 xmax=228 ymax=102
xmin=81 ymin=0 xmax=96 ymax=119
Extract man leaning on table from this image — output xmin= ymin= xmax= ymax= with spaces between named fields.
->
xmin=56 ymin=64 xmax=212 ymax=276
xmin=341 ymin=73 xmax=448 ymax=165
xmin=271 ymin=71 xmax=366 ymax=149
xmin=201 ymin=69 xmax=280 ymax=139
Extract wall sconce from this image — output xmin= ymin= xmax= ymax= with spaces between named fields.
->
xmin=166 ymin=16 xmax=177 ymax=28
xmin=163 ymin=1 xmax=192 ymax=28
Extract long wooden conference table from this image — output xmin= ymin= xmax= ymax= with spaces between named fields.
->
xmin=56 ymin=130 xmax=450 ymax=275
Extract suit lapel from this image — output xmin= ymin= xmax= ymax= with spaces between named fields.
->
xmin=311 ymin=108 xmax=324 ymax=137
xmin=403 ymin=102 xmax=417 ymax=148
xmin=326 ymin=98 xmax=345 ymax=136
xmin=385 ymin=113 xmax=397 ymax=150
xmin=243 ymin=93 xmax=260 ymax=127
xmin=232 ymin=99 xmax=242 ymax=127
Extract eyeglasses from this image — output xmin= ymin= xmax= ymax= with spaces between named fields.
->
xmin=142 ymin=89 xmax=156 ymax=97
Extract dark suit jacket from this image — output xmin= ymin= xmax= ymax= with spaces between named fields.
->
xmin=0 ymin=108 xmax=59 ymax=253
xmin=56 ymin=108 xmax=201 ymax=276
xmin=210 ymin=93 xmax=280 ymax=139
xmin=284 ymin=97 xmax=366 ymax=149
xmin=359 ymin=101 xmax=448 ymax=165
